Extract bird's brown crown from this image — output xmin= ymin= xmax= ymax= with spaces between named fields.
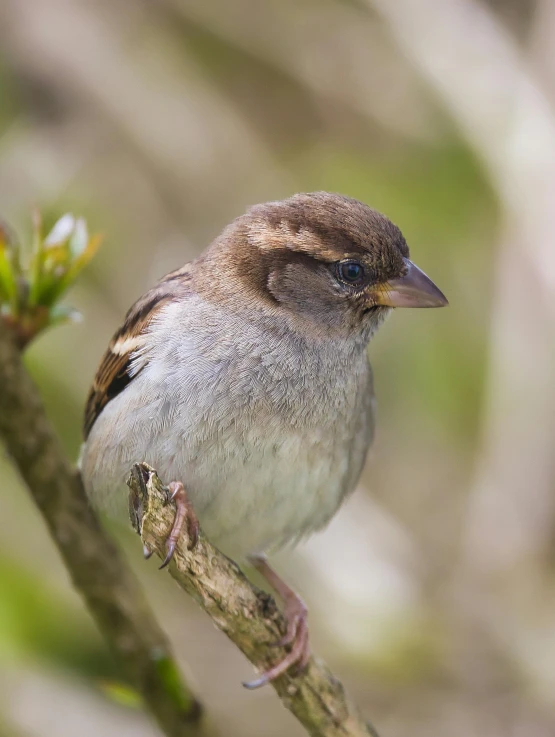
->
xmin=245 ymin=192 xmax=409 ymax=278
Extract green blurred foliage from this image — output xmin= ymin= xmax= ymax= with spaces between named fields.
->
xmin=0 ymin=554 xmax=116 ymax=678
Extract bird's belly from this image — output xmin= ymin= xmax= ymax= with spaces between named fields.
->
xmin=162 ymin=423 xmax=353 ymax=560
xmin=81 ymin=400 xmax=360 ymax=559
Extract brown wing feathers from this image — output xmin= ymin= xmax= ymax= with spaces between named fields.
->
xmin=83 ymin=264 xmax=192 ymax=438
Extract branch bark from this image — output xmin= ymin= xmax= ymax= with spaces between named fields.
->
xmin=128 ymin=463 xmax=379 ymax=737
xmin=0 ymin=320 xmax=208 ymax=737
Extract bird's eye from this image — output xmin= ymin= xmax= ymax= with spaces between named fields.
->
xmin=337 ymin=260 xmax=366 ymax=287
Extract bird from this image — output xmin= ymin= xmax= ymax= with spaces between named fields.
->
xmin=80 ymin=191 xmax=447 ymax=688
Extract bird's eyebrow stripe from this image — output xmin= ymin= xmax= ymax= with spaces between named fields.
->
xmin=246 ymin=219 xmax=363 ymax=263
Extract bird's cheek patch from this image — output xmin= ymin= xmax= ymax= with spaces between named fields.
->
xmin=267 ymin=264 xmax=349 ymax=327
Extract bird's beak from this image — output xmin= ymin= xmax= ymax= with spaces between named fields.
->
xmin=370 ymin=259 xmax=448 ymax=308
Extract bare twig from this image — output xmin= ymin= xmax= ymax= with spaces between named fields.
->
xmin=0 ymin=320 xmax=208 ymax=737
xmin=128 ymin=463 xmax=379 ymax=737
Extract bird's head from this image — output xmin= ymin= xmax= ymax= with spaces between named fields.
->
xmin=204 ymin=192 xmax=447 ymax=341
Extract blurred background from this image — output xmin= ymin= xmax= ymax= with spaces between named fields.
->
xmin=1 ymin=0 xmax=555 ymax=735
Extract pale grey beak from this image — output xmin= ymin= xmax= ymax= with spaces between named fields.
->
xmin=371 ymin=259 xmax=448 ymax=308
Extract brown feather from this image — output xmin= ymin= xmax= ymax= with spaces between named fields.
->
xmin=83 ymin=264 xmax=193 ymax=438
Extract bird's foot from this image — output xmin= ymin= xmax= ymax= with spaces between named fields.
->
xmin=243 ymin=557 xmax=310 ymax=689
xmin=158 ymin=481 xmax=199 ymax=569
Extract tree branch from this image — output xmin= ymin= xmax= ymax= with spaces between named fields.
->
xmin=0 ymin=320 xmax=209 ymax=737
xmin=128 ymin=463 xmax=379 ymax=737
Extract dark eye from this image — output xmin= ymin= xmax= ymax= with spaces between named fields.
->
xmin=337 ymin=260 xmax=366 ymax=287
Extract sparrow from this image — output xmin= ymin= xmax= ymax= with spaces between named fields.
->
xmin=80 ymin=192 xmax=447 ymax=688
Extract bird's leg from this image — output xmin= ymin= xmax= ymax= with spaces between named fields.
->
xmin=159 ymin=481 xmax=199 ymax=569
xmin=243 ymin=554 xmax=310 ymax=689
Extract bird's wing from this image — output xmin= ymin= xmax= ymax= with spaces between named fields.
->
xmin=83 ymin=264 xmax=193 ymax=439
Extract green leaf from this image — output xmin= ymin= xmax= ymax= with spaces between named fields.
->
xmin=0 ymin=209 xmax=100 ymax=347
xmin=57 ymin=233 xmax=102 ymax=295
xmin=0 ymin=222 xmax=21 ymax=311
xmin=27 ymin=209 xmax=45 ymax=308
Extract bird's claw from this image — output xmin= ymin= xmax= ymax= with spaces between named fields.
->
xmin=271 ymin=597 xmax=307 ymax=648
xmin=158 ymin=481 xmax=199 ymax=569
xmin=243 ymin=591 xmax=310 ymax=689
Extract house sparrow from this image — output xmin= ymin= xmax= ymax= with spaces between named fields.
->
xmin=80 ymin=192 xmax=447 ymax=688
